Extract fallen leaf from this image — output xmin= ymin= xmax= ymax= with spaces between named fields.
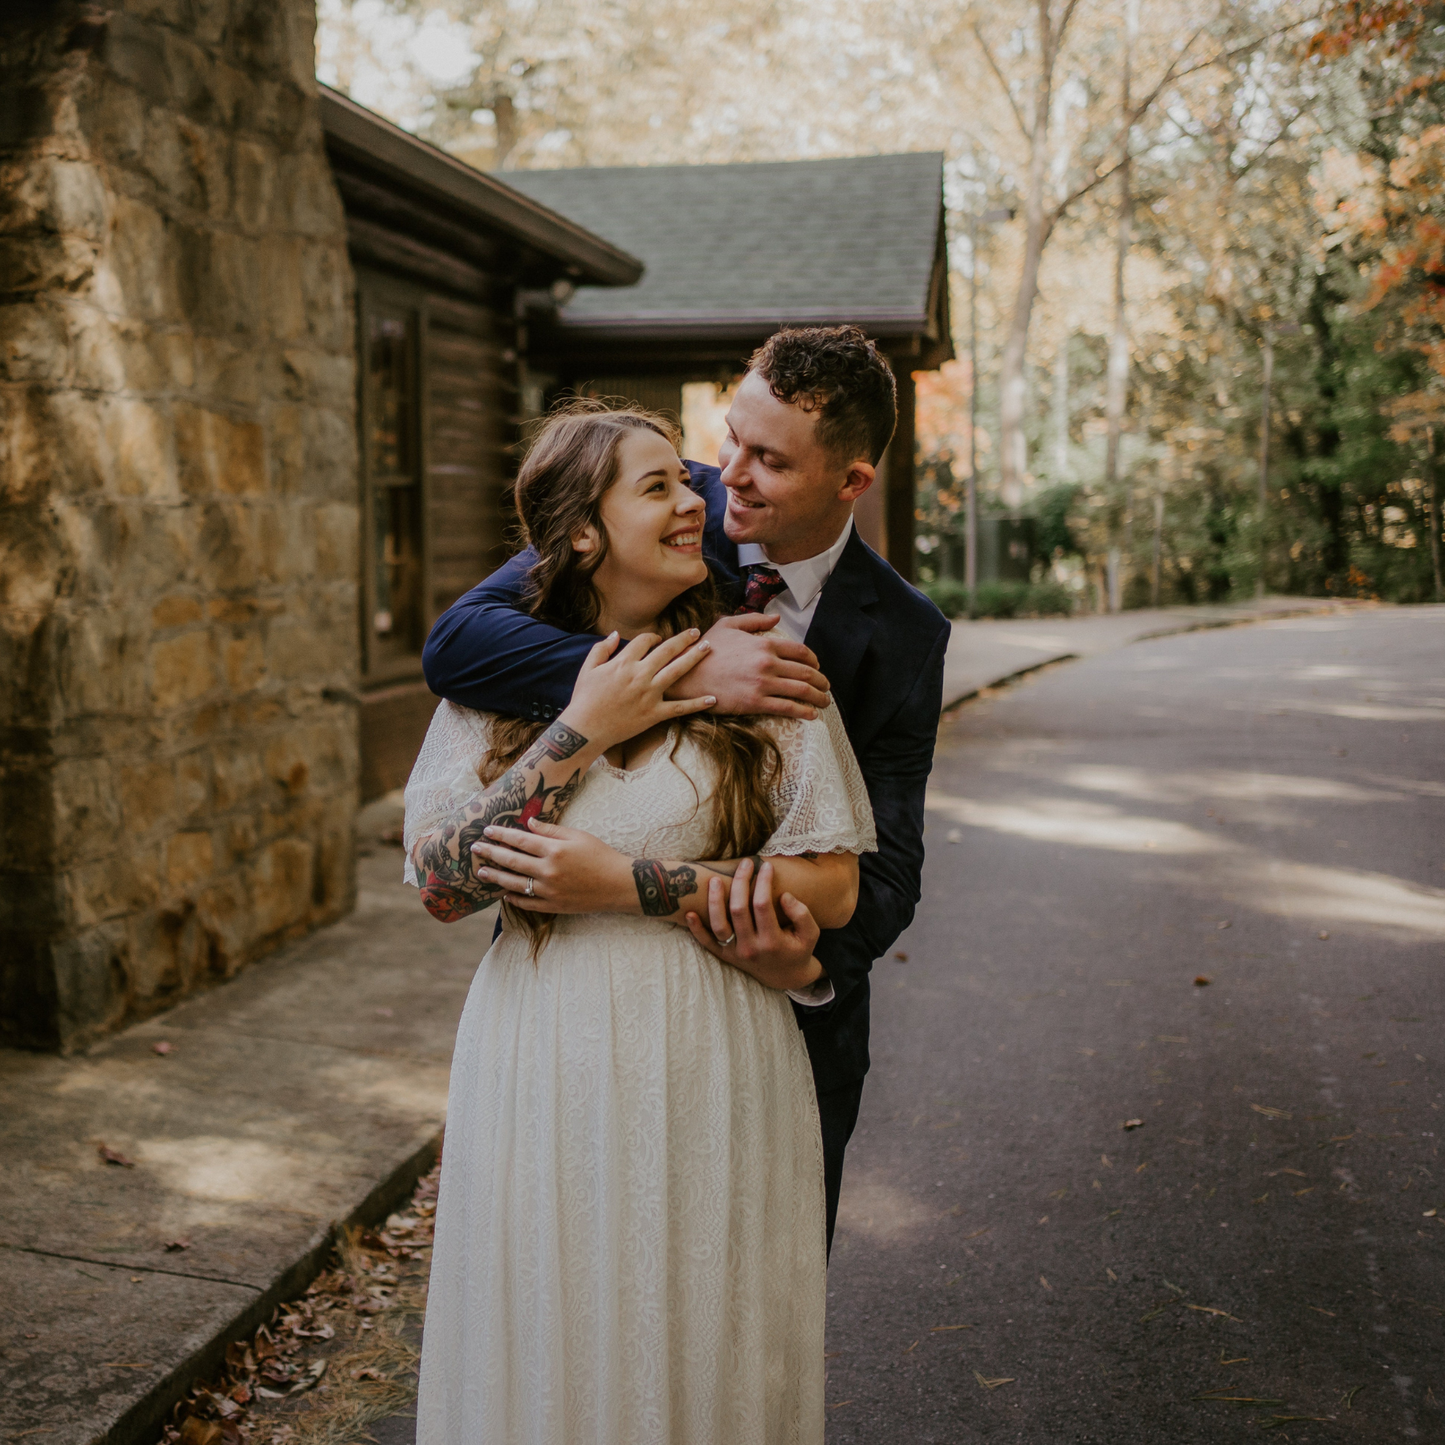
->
xmin=826 ymin=1400 xmax=854 ymax=1410
xmin=1186 ymin=1303 xmax=1242 ymax=1321
xmin=1318 ymin=931 xmax=1329 ymax=940
xmin=1106 ymin=1268 xmax=1118 ymax=1282
xmin=1194 ymin=975 xmax=1212 ymax=986
xmin=974 ymin=1373 xmax=1016 ymax=1390
xmin=151 ymin=1041 xmax=174 ymax=1055
xmin=1123 ymin=1119 xmax=1145 ymax=1131
xmin=164 ymin=1238 xmax=192 ymax=1252
xmin=1217 ymin=920 xmax=1231 ymax=930
xmin=931 ymin=1324 xmax=972 ymax=1332
xmin=350 ymin=1365 xmax=386 ymax=1380
xmin=963 ymin=1227 xmax=991 ymax=1239
xmin=893 ymin=950 xmax=909 ymax=961
xmin=946 ymin=829 xmax=962 ymax=843
xmin=179 ymin=1422 xmax=223 ymax=1445
xmin=1250 ymin=1104 xmax=1292 ymax=1120
xmin=98 ymin=1144 xmax=136 ymax=1168
xmin=1309 ymin=1306 xmax=1336 ymax=1317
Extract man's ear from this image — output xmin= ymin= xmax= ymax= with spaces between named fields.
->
xmin=572 ymin=522 xmax=600 ymax=556
xmin=837 ymin=460 xmax=876 ymax=503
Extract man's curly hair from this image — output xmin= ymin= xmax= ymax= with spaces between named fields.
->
xmin=748 ymin=325 xmax=898 ymax=466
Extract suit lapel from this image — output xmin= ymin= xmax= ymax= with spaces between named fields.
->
xmin=805 ymin=530 xmax=877 ymax=726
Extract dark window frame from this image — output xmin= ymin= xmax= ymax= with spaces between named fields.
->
xmin=357 ymin=268 xmax=434 ymax=685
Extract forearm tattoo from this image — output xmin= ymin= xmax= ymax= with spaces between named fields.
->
xmin=632 ymin=859 xmax=699 ymax=917
xmin=413 ymin=719 xmax=588 ymax=923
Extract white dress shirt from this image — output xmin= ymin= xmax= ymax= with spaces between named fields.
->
xmin=737 ymin=515 xmax=855 ymax=1009
xmin=736 ymin=515 xmax=854 ymax=643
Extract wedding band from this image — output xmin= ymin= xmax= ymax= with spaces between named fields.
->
xmin=525 ymin=878 xmax=535 ymax=899
xmin=718 ymin=932 xmax=736 ymax=947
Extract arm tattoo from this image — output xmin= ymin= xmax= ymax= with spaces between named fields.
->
xmin=525 ymin=719 xmax=589 ymax=764
xmin=632 ymin=859 xmax=698 ymax=917
xmin=412 ymin=719 xmax=591 ymax=922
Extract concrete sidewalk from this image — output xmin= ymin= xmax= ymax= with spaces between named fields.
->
xmin=0 ymin=819 xmax=489 ymax=1445
xmin=939 ymin=595 xmax=1371 ymax=708
xmin=0 ymin=595 xmax=1370 ymax=1445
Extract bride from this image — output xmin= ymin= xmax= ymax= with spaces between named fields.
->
xmin=403 ymin=401 xmax=876 ymax=1445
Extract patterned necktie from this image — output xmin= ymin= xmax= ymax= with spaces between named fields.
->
xmin=736 ymin=565 xmax=790 ymax=615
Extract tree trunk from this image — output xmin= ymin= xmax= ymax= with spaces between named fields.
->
xmin=1052 ymin=339 xmax=1070 ymax=480
xmin=998 ymin=203 xmax=1050 ymax=508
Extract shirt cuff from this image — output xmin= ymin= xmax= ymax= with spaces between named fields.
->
xmin=786 ymin=976 xmax=835 ymax=1008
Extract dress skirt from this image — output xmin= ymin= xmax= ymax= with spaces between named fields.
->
xmin=415 ymin=912 xmax=827 ymax=1445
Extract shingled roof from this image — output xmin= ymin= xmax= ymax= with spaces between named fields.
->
xmin=500 ymin=152 xmax=949 ymax=345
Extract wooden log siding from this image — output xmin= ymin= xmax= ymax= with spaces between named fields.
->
xmin=426 ymin=295 xmax=517 ymax=616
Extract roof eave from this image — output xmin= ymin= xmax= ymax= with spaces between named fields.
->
xmin=316 ymin=87 xmax=643 ymax=287
xmin=547 ymin=311 xmax=933 ymax=339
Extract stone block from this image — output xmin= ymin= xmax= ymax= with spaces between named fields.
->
xmin=101 ymin=12 xmax=172 ymax=99
xmin=51 ymin=755 xmax=122 ymax=858
xmin=213 ymin=746 xmax=264 ymax=812
xmin=299 ymin=242 xmax=352 ymax=352
xmin=193 ymin=334 xmax=262 ymax=407
xmin=0 ymin=233 xmax=98 ymax=295
xmin=51 ymin=608 xmax=141 ymax=718
xmin=177 ymin=227 xmax=262 ymax=335
xmin=165 ymin=829 xmax=214 ymax=890
xmin=174 ymin=747 xmax=212 ymax=820
xmin=77 ymin=76 xmax=148 ymax=168
xmin=222 ymin=631 xmax=266 ymax=692
xmin=195 ymin=870 xmax=247 ymax=973
xmin=196 ymin=499 xmax=260 ymax=588
xmin=302 ymin=403 xmax=358 ymax=501
xmin=0 ymin=157 xmax=108 ymax=240
xmin=72 ymin=305 xmax=194 ymax=396
xmin=278 ymin=346 xmax=353 ymax=408
xmin=152 ymin=594 xmax=203 ymax=628
xmin=67 ymin=850 xmax=160 ymax=930
xmin=0 ymin=502 xmax=61 ymax=637
xmin=258 ymin=235 xmax=306 ymax=341
xmin=175 ymin=403 xmax=266 ymax=496
xmin=150 ymin=630 xmax=215 ymax=710
xmin=312 ymin=500 xmax=359 ymax=581
xmin=118 ymin=758 xmax=177 ymax=837
xmin=50 ymin=920 xmax=131 ymax=1043
xmin=247 ymin=836 xmax=314 ymax=938
xmin=262 ymin=616 xmax=315 ymax=682
xmin=99 ymin=195 xmax=181 ymax=322
xmin=0 ymin=301 xmax=70 ymax=383
xmin=109 ymin=397 xmax=180 ymax=497
xmin=232 ymin=137 xmax=276 ymax=230
xmin=275 ymin=149 xmax=346 ymax=238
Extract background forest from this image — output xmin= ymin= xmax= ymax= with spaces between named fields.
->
xmin=317 ymin=0 xmax=1445 ymax=609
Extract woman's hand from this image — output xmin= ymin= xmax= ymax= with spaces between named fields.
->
xmin=684 ymin=859 xmax=825 ymax=993
xmin=471 ymin=819 xmax=632 ymax=914
xmin=561 ymin=630 xmax=716 ymax=750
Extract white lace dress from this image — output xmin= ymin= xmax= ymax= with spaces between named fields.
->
xmin=404 ymin=702 xmax=875 ymax=1445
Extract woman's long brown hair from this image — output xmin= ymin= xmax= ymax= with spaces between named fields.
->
xmin=481 ymin=398 xmax=783 ymax=953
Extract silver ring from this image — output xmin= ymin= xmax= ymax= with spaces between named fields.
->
xmin=718 ymin=932 xmax=736 ymax=948
xmin=524 ymin=878 xmax=535 ymax=899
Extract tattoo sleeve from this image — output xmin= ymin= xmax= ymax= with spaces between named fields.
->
xmin=632 ymin=859 xmax=699 ymax=917
xmin=412 ymin=718 xmax=590 ymax=923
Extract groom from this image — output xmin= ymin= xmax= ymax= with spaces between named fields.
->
xmin=422 ymin=325 xmax=950 ymax=1250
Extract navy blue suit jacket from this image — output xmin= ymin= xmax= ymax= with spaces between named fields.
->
xmin=422 ymin=463 xmax=950 ymax=1090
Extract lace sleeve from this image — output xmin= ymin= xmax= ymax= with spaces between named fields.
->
xmin=760 ymin=705 xmax=877 ymax=858
xmin=400 ymin=702 xmax=495 ymax=886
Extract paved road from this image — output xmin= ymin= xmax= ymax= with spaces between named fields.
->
xmin=825 ymin=606 xmax=1445 ymax=1443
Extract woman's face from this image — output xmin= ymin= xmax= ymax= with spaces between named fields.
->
xmin=582 ymin=427 xmax=708 ymax=628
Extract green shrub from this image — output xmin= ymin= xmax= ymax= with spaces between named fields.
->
xmin=921 ymin=578 xmax=1075 ymax=619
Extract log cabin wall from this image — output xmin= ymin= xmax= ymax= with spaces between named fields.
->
xmin=339 ymin=209 xmax=520 ymax=801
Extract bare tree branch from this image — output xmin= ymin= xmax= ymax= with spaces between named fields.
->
xmin=973 ymin=21 xmax=1029 ymax=139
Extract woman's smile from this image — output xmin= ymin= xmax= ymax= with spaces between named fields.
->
xmin=662 ymin=525 xmax=702 ymax=553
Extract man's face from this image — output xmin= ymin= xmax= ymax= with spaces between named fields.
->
xmin=717 ymin=370 xmax=873 ymax=565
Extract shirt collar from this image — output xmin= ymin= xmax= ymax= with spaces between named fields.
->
xmin=736 ymin=515 xmax=854 ymax=612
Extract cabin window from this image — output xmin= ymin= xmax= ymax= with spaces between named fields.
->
xmin=358 ymin=274 xmax=429 ymax=680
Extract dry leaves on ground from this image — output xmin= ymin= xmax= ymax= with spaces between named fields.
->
xmin=159 ymin=1167 xmax=439 ymax=1445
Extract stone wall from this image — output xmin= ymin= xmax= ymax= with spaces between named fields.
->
xmin=0 ymin=0 xmax=359 ymax=1051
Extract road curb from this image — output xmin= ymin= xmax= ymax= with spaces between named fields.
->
xmin=941 ymin=653 xmax=1079 ymax=713
xmin=102 ymin=1130 xmax=442 ymax=1445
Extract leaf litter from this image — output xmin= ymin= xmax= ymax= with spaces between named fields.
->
xmin=160 ymin=1166 xmax=439 ymax=1445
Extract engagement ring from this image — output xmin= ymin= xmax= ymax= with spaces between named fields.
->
xmin=525 ymin=878 xmax=535 ymax=898
xmin=718 ymin=932 xmax=736 ymax=948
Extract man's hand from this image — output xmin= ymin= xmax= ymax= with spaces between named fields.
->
xmin=684 ymin=858 xmax=825 ymax=993
xmin=471 ymin=819 xmax=632 ymax=915
xmin=669 ymin=614 xmax=830 ymax=720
